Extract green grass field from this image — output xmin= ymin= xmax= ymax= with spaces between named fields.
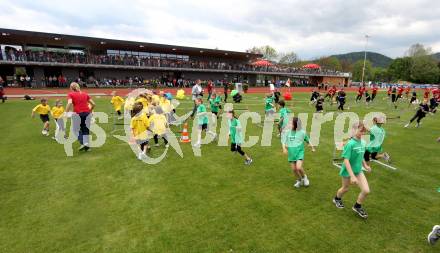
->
xmin=0 ymin=92 xmax=439 ymax=253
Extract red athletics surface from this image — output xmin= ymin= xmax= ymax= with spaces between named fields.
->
xmin=3 ymin=86 xmax=362 ymax=98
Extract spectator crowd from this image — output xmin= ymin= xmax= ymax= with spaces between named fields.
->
xmin=1 ymin=49 xmax=346 ymax=76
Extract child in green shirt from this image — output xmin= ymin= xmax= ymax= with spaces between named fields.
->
xmin=193 ymin=98 xmax=217 ymax=148
xmin=227 ymin=110 xmax=252 ymax=165
xmin=278 ymin=100 xmax=291 ymax=137
xmin=364 ymin=116 xmax=391 ymax=164
xmin=282 ymin=117 xmax=315 ymax=188
xmin=209 ymin=93 xmax=222 ymax=118
xmin=265 ymin=93 xmax=275 ymax=116
xmin=333 ymin=122 xmax=371 ymax=219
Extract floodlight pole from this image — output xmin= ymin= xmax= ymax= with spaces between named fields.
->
xmin=361 ymin=35 xmax=370 ymax=85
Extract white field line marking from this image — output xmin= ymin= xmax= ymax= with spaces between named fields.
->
xmin=372 ymin=159 xmax=398 ymax=170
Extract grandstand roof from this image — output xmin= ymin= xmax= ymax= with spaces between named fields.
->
xmin=0 ymin=28 xmax=261 ymax=60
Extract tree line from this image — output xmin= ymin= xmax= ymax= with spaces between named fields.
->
xmin=248 ymin=43 xmax=440 ymax=84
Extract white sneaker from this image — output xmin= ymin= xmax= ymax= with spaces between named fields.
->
xmin=118 ymin=116 xmax=123 ymax=120
xmin=193 ymin=143 xmax=201 ymax=148
xmin=416 ymin=123 xmax=421 ymax=128
xmin=302 ymin=176 xmax=310 ymax=187
xmin=294 ymin=180 xmax=302 ymax=188
xmin=137 ymin=153 xmax=143 ymax=160
xmin=155 ymin=143 xmax=160 ymax=147
xmin=165 ymin=144 xmax=169 ymax=148
xmin=404 ymin=123 xmax=409 ymax=128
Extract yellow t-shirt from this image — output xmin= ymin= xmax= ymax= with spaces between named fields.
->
xmin=150 ymin=113 xmax=167 ymax=135
xmin=32 ymin=104 xmax=51 ymax=115
xmin=160 ymin=98 xmax=172 ymax=113
xmin=111 ymin=96 xmax=125 ymax=111
xmin=136 ymin=97 xmax=149 ymax=109
xmin=51 ymin=106 xmax=65 ymax=119
xmin=130 ymin=113 xmax=151 ymax=140
xmin=152 ymin=95 xmax=160 ymax=105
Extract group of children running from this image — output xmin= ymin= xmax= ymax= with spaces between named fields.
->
xmin=31 ymin=98 xmax=67 ymax=139
xmin=38 ymin=84 xmax=440 ymax=220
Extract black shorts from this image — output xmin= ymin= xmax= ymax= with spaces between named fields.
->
xmin=364 ymin=150 xmax=378 ymax=162
xmin=199 ymin=123 xmax=208 ymax=130
xmin=392 ymin=94 xmax=397 ymax=102
xmin=410 ymin=97 xmax=416 ymax=103
xmin=316 ymin=105 xmax=323 ymax=112
xmin=40 ymin=114 xmax=49 ymax=123
xmin=212 ymin=111 xmax=218 ymax=116
xmin=231 ymin=143 xmax=240 ymax=151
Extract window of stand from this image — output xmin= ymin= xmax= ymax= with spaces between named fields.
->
xmin=106 ymin=49 xmax=188 ymax=61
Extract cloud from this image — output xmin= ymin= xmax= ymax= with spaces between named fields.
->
xmin=1 ymin=0 xmax=440 ymax=59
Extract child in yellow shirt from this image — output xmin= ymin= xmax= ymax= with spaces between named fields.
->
xmin=130 ymin=102 xmax=152 ymax=160
xmin=150 ymin=107 xmax=169 ymax=147
xmin=31 ymin=98 xmax=51 ymax=136
xmin=110 ymin=91 xmax=125 ymax=120
xmin=51 ymin=99 xmax=67 ymax=139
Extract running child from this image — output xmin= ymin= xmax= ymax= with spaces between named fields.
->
xmin=337 ymin=88 xmax=346 ymax=111
xmin=159 ymin=92 xmax=174 ymax=123
xmin=315 ymin=95 xmax=324 ymax=113
xmin=193 ymin=98 xmax=217 ymax=147
xmin=365 ymin=91 xmax=372 ymax=106
xmin=150 ymin=107 xmax=169 ymax=147
xmin=391 ymin=86 xmax=398 ymax=109
xmin=278 ymin=100 xmax=291 ymax=137
xmin=111 ymin=91 xmax=125 ymax=120
xmin=371 ymin=85 xmax=378 ymax=102
xmin=31 ymin=98 xmax=51 ymax=136
xmin=209 ymin=92 xmax=222 ymax=119
xmin=130 ymin=102 xmax=152 ymax=160
xmin=409 ymin=89 xmax=418 ymax=107
xmin=386 ymin=86 xmax=392 ymax=100
xmin=282 ymin=117 xmax=315 ymax=188
xmin=227 ymin=110 xmax=252 ymax=165
xmin=397 ymin=86 xmax=404 ymax=101
xmin=355 ymin=85 xmax=365 ymax=103
xmin=333 ymin=121 xmax=371 ymax=219
xmin=429 ymin=96 xmax=438 ymax=114
xmin=328 ymin=85 xmax=337 ymax=105
xmin=51 ymin=99 xmax=67 ymax=139
xmin=405 ymin=86 xmax=411 ymax=100
xmin=265 ymin=93 xmax=276 ymax=117
xmin=309 ymin=89 xmax=319 ymax=105
xmin=404 ymin=99 xmax=430 ymax=128
xmin=364 ymin=117 xmax=391 ymax=165
xmin=424 ymin=88 xmax=431 ymax=100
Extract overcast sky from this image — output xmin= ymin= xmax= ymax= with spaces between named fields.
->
xmin=1 ymin=0 xmax=439 ymax=59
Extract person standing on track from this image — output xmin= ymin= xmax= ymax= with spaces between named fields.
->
xmin=66 ymin=82 xmax=96 ymax=152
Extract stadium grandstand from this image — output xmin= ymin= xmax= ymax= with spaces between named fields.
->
xmin=0 ymin=28 xmax=351 ymax=88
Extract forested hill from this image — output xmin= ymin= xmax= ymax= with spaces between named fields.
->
xmin=331 ymin=51 xmax=393 ymax=68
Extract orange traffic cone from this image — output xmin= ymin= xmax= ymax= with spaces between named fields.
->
xmin=180 ymin=122 xmax=191 ymax=143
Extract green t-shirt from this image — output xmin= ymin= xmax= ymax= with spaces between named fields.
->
xmin=229 ymin=118 xmax=243 ymax=144
xmin=209 ymin=96 xmax=222 ymax=113
xmin=197 ymin=104 xmax=209 ymax=125
xmin=282 ymin=130 xmax=309 ymax=162
xmin=367 ymin=125 xmax=385 ymax=153
xmin=340 ymin=138 xmax=366 ymax=177
xmin=265 ymin=97 xmax=274 ymax=111
xmin=279 ymin=107 xmax=291 ymax=127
